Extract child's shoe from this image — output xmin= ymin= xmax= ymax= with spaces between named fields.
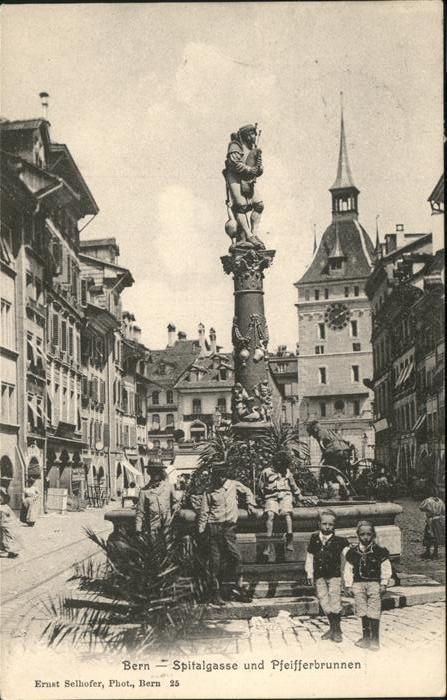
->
xmin=368 ymin=618 xmax=380 ymax=651
xmin=355 ymin=617 xmax=370 ymax=648
xmin=331 ymin=613 xmax=343 ymax=643
xmin=285 ymin=533 xmax=294 ymax=551
xmin=209 ymin=595 xmax=225 ymax=607
xmin=321 ymin=614 xmax=333 ymax=640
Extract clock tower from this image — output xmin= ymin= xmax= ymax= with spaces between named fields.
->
xmin=294 ymin=103 xmax=375 ymax=463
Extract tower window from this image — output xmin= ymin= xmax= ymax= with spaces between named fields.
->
xmin=314 ymin=289 xmax=320 ymax=300
xmin=318 ymin=323 xmax=326 ymax=340
xmin=344 ymin=286 xmax=350 ymax=297
xmin=304 ymin=290 xmax=310 ymax=301
xmin=320 ymin=401 xmax=326 ymax=417
xmin=330 ymin=260 xmax=342 ymax=270
xmin=324 ymin=288 xmax=329 ymax=299
xmin=354 ymin=286 xmax=360 ymax=297
xmin=353 ymin=400 xmax=361 ymax=416
xmin=353 ymin=343 xmax=361 ymax=352
xmin=318 ymin=367 xmax=327 ymax=384
xmin=350 ymin=320 xmax=358 ymax=337
xmin=351 ymin=365 xmax=360 ymax=382
xmin=334 ymin=399 xmax=345 ymax=413
xmin=315 ymin=345 xmax=325 ymax=355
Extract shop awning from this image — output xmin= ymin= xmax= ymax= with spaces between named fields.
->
xmin=122 ymin=459 xmax=145 ymax=485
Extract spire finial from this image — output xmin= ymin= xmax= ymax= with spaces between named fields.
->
xmin=330 ymin=94 xmax=356 ymax=191
xmin=375 ymin=214 xmax=380 ymax=253
xmin=313 ymin=224 xmax=317 ymax=254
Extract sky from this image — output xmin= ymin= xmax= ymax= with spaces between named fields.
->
xmin=2 ymin=2 xmax=444 ymax=352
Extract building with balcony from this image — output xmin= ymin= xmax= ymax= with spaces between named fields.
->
xmin=364 ymin=228 xmax=444 ymax=483
xmin=79 ymin=238 xmax=134 ymax=497
xmin=294 ymin=106 xmax=375 ymax=463
xmin=1 ymin=117 xmax=98 ymax=508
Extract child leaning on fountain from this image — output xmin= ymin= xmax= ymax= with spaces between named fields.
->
xmin=259 ymin=450 xmax=305 ymax=554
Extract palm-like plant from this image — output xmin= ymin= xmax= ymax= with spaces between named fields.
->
xmin=187 ymin=423 xmax=318 ymax=501
xmin=42 ymin=525 xmax=210 ymax=653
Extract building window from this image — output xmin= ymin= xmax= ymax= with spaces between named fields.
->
xmin=152 ymin=414 xmax=160 ymax=429
xmin=314 ymin=289 xmax=320 ymax=300
xmin=1 ymin=383 xmax=15 ymax=423
xmin=318 ymin=323 xmax=326 ymax=340
xmin=0 ymin=299 xmax=13 ymax=348
xmin=334 ymin=399 xmax=345 ymax=413
xmin=167 ymin=439 xmax=174 ymax=450
xmin=166 ymin=413 xmax=174 ymax=428
xmin=192 ymin=398 xmax=202 ymax=414
xmin=166 ymin=390 xmax=174 ymax=404
xmin=352 ymin=365 xmax=360 ymax=382
xmin=315 ymin=345 xmax=324 ymax=354
xmin=151 ymin=391 xmax=159 ymax=405
xmin=320 ymin=401 xmax=326 ymax=417
xmin=304 ymin=289 xmax=310 ymax=301
xmin=330 ymin=260 xmax=342 ymax=270
xmin=353 ymin=399 xmax=360 ymax=416
xmin=354 ymin=286 xmax=360 ymax=297
xmin=219 ymin=369 xmax=227 ymax=381
xmin=217 ymin=398 xmax=227 ymax=413
xmin=344 ymin=286 xmax=349 ymax=297
xmin=318 ymin=367 xmax=327 ymax=385
xmin=350 ymin=320 xmax=358 ymax=338
xmin=353 ymin=343 xmax=361 ymax=352
xmin=324 ymin=288 xmax=329 ymax=299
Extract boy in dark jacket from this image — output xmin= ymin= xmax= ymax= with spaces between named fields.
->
xmin=305 ymin=509 xmax=350 ymax=642
xmin=345 ymin=520 xmax=391 ymax=650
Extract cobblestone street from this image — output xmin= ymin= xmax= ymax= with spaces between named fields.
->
xmin=0 ymin=506 xmax=113 ymax=648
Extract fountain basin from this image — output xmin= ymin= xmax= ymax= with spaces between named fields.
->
xmin=105 ymin=501 xmax=402 ymax=567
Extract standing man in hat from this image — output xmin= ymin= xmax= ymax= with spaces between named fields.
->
xmin=224 ymin=124 xmax=265 ymax=249
xmin=197 ymin=461 xmax=258 ymax=606
xmin=135 ymin=459 xmax=180 ymax=540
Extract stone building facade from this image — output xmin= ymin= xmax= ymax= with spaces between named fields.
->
xmin=295 ymin=110 xmax=375 ymax=464
xmin=366 ymin=230 xmax=444 ymax=489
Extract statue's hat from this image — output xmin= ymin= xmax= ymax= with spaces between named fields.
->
xmin=238 ymin=123 xmax=257 ymax=135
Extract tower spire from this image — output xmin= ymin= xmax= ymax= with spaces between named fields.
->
xmin=312 ymin=224 xmax=317 ymax=254
xmin=331 ymin=92 xmax=356 ymax=190
xmin=329 ymin=93 xmax=360 ymax=219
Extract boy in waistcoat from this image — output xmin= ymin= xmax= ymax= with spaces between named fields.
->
xmin=305 ymin=509 xmax=350 ymax=642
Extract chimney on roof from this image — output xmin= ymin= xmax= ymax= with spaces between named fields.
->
xmin=39 ymin=91 xmax=49 ymax=120
xmin=167 ymin=323 xmax=176 ymax=347
xmin=178 ymin=331 xmax=187 ymax=341
xmin=132 ymin=325 xmax=141 ymax=343
xmin=198 ymin=323 xmax=206 ymax=352
xmin=209 ymin=327 xmax=217 ymax=354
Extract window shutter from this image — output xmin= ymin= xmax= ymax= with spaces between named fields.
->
xmin=52 ymin=313 xmax=59 ymax=346
xmin=103 ymin=423 xmax=110 ymax=447
xmin=100 ymin=379 xmax=105 ymax=403
xmin=81 ymin=279 xmax=88 ymax=307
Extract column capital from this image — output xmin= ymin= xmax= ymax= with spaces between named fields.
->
xmin=221 ymin=248 xmax=275 ymax=292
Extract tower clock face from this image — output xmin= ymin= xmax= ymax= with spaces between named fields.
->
xmin=324 ymin=302 xmax=351 ymax=330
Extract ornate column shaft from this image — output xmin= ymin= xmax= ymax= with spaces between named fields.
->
xmin=221 ymin=247 xmax=275 ymax=426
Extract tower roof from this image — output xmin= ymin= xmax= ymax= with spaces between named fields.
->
xmin=296 ymin=219 xmax=375 ymax=285
xmin=329 ymin=103 xmax=358 ymax=193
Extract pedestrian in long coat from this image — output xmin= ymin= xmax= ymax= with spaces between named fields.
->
xmin=22 ymin=479 xmax=39 ymax=526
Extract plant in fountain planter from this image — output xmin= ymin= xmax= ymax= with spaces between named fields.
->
xmin=42 ymin=525 xmax=211 ymax=654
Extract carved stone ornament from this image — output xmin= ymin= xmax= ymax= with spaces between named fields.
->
xmin=248 ymin=313 xmax=269 ymax=360
xmin=253 ymin=379 xmax=273 ymax=421
xmin=232 ymin=382 xmax=262 ymax=422
xmin=221 ymin=248 xmax=275 ymax=291
xmin=231 ymin=316 xmax=251 ymax=366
